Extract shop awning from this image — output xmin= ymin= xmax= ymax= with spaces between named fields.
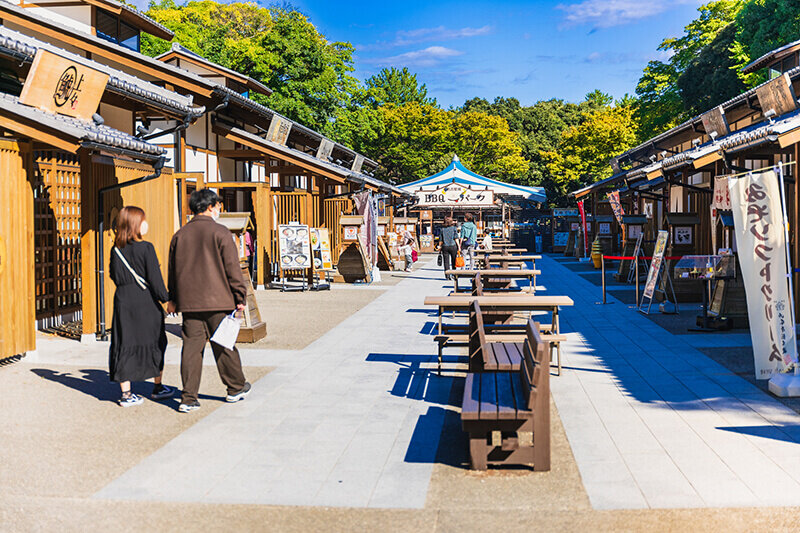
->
xmin=398 ymin=155 xmax=546 ymax=203
xmin=570 ymin=170 xmax=630 ymax=199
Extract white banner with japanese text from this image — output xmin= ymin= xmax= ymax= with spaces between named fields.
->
xmin=729 ymin=169 xmax=797 ymax=379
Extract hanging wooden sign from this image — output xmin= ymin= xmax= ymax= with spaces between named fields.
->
xmin=316 ymin=139 xmax=334 ymax=161
xmin=755 ymin=73 xmax=797 ymax=117
xmin=19 ymin=49 xmax=109 ymax=121
xmin=267 ymin=115 xmax=292 ymax=145
xmin=700 ymin=106 xmax=730 ymax=138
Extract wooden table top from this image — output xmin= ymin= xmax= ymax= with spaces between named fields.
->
xmin=486 ymin=255 xmax=542 ymax=261
xmin=424 ymin=294 xmax=573 ymax=307
xmin=481 ymin=248 xmax=528 ymax=253
xmin=445 ymin=269 xmax=540 ymax=277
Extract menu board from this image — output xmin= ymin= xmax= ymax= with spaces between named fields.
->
xmin=420 ymin=234 xmax=433 ymax=249
xmin=278 ymin=224 xmax=311 ymax=270
xmin=311 ymin=227 xmax=333 ymax=270
xmin=643 ymin=230 xmax=669 ymax=299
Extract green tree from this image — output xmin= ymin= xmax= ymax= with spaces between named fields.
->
xmin=362 ymin=67 xmax=436 ymax=107
xmin=635 ymin=0 xmax=743 ymax=137
xmin=677 ymin=23 xmax=746 ymax=116
xmin=542 ymin=98 xmax=639 ymax=197
xmin=142 ymin=1 xmax=358 ymax=133
xmin=732 ymin=0 xmax=800 ymax=87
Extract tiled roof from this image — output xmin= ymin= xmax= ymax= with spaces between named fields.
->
xmin=108 ymin=0 xmax=174 ymax=39
xmin=0 ymin=27 xmax=203 ymax=119
xmin=213 ymin=85 xmax=379 ymax=170
xmin=742 ymin=39 xmax=800 ymax=74
xmin=158 ymin=43 xmax=272 ymax=96
xmin=0 ymin=92 xmax=165 ymax=157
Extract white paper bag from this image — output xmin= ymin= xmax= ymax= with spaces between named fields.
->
xmin=210 ymin=311 xmax=241 ymax=350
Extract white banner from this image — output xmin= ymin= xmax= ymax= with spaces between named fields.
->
xmin=729 ymin=169 xmax=797 ymax=379
xmin=415 ymin=184 xmax=493 ymax=207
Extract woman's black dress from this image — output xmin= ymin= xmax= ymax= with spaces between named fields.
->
xmin=109 ymin=240 xmax=169 ymax=382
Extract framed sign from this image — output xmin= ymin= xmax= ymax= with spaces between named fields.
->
xmin=570 ymin=222 xmax=580 ymax=231
xmin=278 ymin=224 xmax=311 ymax=270
xmin=628 ymin=225 xmax=643 ymax=240
xmin=598 ymin=222 xmax=611 ymax=235
xmin=553 ymin=232 xmax=569 ymax=247
xmin=674 ymin=226 xmax=693 ymax=245
xmin=19 ymin=49 xmax=109 ymax=121
xmin=343 ymin=226 xmax=358 ymax=241
xmin=755 ymin=73 xmax=797 ymax=116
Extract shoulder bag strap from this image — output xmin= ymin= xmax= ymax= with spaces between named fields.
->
xmin=114 ymin=247 xmax=148 ymax=290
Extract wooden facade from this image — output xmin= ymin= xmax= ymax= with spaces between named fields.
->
xmin=0 ymin=139 xmax=36 ymax=360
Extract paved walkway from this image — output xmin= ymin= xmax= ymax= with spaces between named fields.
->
xmin=546 ymin=254 xmax=800 ymax=509
xmin=95 ymin=260 xmax=452 ymax=508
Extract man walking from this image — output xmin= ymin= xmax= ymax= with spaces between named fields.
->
xmin=167 ymin=189 xmax=251 ymax=413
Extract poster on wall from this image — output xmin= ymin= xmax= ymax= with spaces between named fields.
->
xmin=729 ymin=168 xmax=797 ymax=379
xmin=570 ymin=222 xmax=580 ymax=231
xmin=598 ymin=222 xmax=611 ymax=235
xmin=420 ymin=235 xmax=433 ymax=249
xmin=553 ymin=232 xmax=569 ymax=247
xmin=278 ymin=224 xmax=311 ymax=270
xmin=643 ymin=230 xmax=669 ymax=299
xmin=628 ymin=225 xmax=643 ymax=239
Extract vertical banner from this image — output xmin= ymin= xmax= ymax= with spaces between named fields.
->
xmin=729 ymin=169 xmax=797 ymax=379
xmin=607 ymin=191 xmax=626 ymax=240
xmin=643 ymin=230 xmax=668 ymax=299
xmin=578 ymin=200 xmax=588 ymax=257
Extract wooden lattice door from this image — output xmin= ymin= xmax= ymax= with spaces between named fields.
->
xmin=33 ymin=151 xmax=82 ymax=328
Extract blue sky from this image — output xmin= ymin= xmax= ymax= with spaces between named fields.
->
xmin=289 ymin=0 xmax=706 ymax=108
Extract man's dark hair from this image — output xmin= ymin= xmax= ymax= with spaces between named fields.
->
xmin=464 ymin=212 xmax=474 ymax=222
xmin=189 ymin=189 xmax=222 ymax=215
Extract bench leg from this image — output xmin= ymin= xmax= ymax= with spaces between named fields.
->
xmin=557 ymin=342 xmax=562 ymax=376
xmin=438 ymin=341 xmax=443 ymax=376
xmin=469 ymin=433 xmax=488 ymax=470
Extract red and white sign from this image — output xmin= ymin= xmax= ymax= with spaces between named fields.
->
xmin=415 ymin=184 xmax=494 ymax=207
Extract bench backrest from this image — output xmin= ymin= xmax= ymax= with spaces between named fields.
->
xmin=471 ymin=273 xmax=484 ymax=296
xmin=520 ymin=319 xmax=549 ymax=413
xmin=468 ymin=300 xmax=487 ymax=370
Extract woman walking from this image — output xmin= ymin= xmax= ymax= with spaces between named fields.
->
xmin=438 ymin=216 xmax=458 ymax=279
xmin=459 ymin=212 xmax=478 ymax=270
xmin=109 ymin=206 xmax=175 ymax=406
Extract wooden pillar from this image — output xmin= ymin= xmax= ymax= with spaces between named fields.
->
xmin=79 ymin=149 xmax=98 ymax=337
xmin=306 ymin=175 xmax=315 ymax=286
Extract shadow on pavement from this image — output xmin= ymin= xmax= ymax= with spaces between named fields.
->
xmin=716 ymin=424 xmax=800 ymax=443
xmin=30 ymin=368 xmax=225 ymax=407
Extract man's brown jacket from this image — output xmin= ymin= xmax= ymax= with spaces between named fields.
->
xmin=168 ymin=216 xmax=247 ymax=312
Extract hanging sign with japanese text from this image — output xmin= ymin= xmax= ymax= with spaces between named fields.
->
xmin=713 ymin=176 xmax=731 ymax=210
xmin=19 ymin=49 xmax=109 ymax=121
xmin=414 ymin=184 xmax=493 ymax=207
xmin=729 ymin=169 xmax=797 ymax=379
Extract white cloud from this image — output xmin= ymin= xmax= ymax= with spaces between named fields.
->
xmin=557 ymin=0 xmax=698 ymax=29
xmin=367 ymin=46 xmax=464 ymax=68
xmin=360 ymin=25 xmax=492 ymax=51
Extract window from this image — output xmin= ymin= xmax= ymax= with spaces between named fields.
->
xmin=95 ymin=8 xmax=140 ymax=51
xmin=768 ymin=61 xmax=781 ymax=80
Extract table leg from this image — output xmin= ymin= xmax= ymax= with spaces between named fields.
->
xmin=439 ymin=307 xmax=443 ymax=335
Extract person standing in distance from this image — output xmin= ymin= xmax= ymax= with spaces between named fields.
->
xmin=459 ymin=212 xmax=478 ymax=270
xmin=166 ymin=190 xmax=251 ymax=413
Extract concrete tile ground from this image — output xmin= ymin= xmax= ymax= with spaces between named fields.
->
xmin=10 ymin=255 xmax=800 ymax=531
xmin=545 ymin=254 xmax=800 ymax=509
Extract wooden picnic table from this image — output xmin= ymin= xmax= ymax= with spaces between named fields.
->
xmin=485 ymin=254 xmax=541 ymax=269
xmin=423 ymin=294 xmax=573 ymax=336
xmin=445 ymin=269 xmax=540 ymax=293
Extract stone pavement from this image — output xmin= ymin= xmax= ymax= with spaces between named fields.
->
xmin=95 ymin=260 xmax=453 ymax=508
xmin=545 ymin=254 xmax=800 ymax=510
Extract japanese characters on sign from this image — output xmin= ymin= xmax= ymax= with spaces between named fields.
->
xmin=713 ymin=176 xmax=731 ymax=210
xmin=729 ymin=169 xmax=798 ymax=379
xmin=19 ymin=49 xmax=109 ymax=121
xmin=415 ymin=184 xmax=494 ymax=207
xmin=643 ymin=230 xmax=669 ymax=299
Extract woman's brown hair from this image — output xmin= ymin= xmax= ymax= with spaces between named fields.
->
xmin=444 ymin=216 xmax=454 ymax=226
xmin=114 ymin=206 xmax=145 ymax=248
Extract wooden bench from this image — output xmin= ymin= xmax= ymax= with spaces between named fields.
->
xmin=433 ymin=301 xmax=566 ymax=375
xmin=461 ymin=319 xmax=551 ymax=470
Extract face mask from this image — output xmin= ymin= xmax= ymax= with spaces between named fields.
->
xmin=140 ymin=220 xmax=149 ymax=236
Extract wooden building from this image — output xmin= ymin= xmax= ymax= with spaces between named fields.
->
xmin=576 ymin=40 xmax=800 ymax=310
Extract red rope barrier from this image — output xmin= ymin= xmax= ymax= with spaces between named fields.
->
xmin=602 ymin=255 xmax=682 ymax=261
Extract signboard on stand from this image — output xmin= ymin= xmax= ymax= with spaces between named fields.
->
xmin=639 ymin=230 xmax=676 ymax=314
xmin=311 ymin=228 xmax=333 ymax=270
xmin=278 ymin=224 xmax=311 ymax=270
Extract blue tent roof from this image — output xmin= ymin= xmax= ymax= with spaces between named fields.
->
xmin=398 ymin=155 xmax=546 ymax=203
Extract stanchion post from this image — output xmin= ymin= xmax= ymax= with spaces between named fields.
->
xmin=635 ymin=256 xmax=639 ymax=305
xmin=602 ymin=255 xmax=606 ymax=304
